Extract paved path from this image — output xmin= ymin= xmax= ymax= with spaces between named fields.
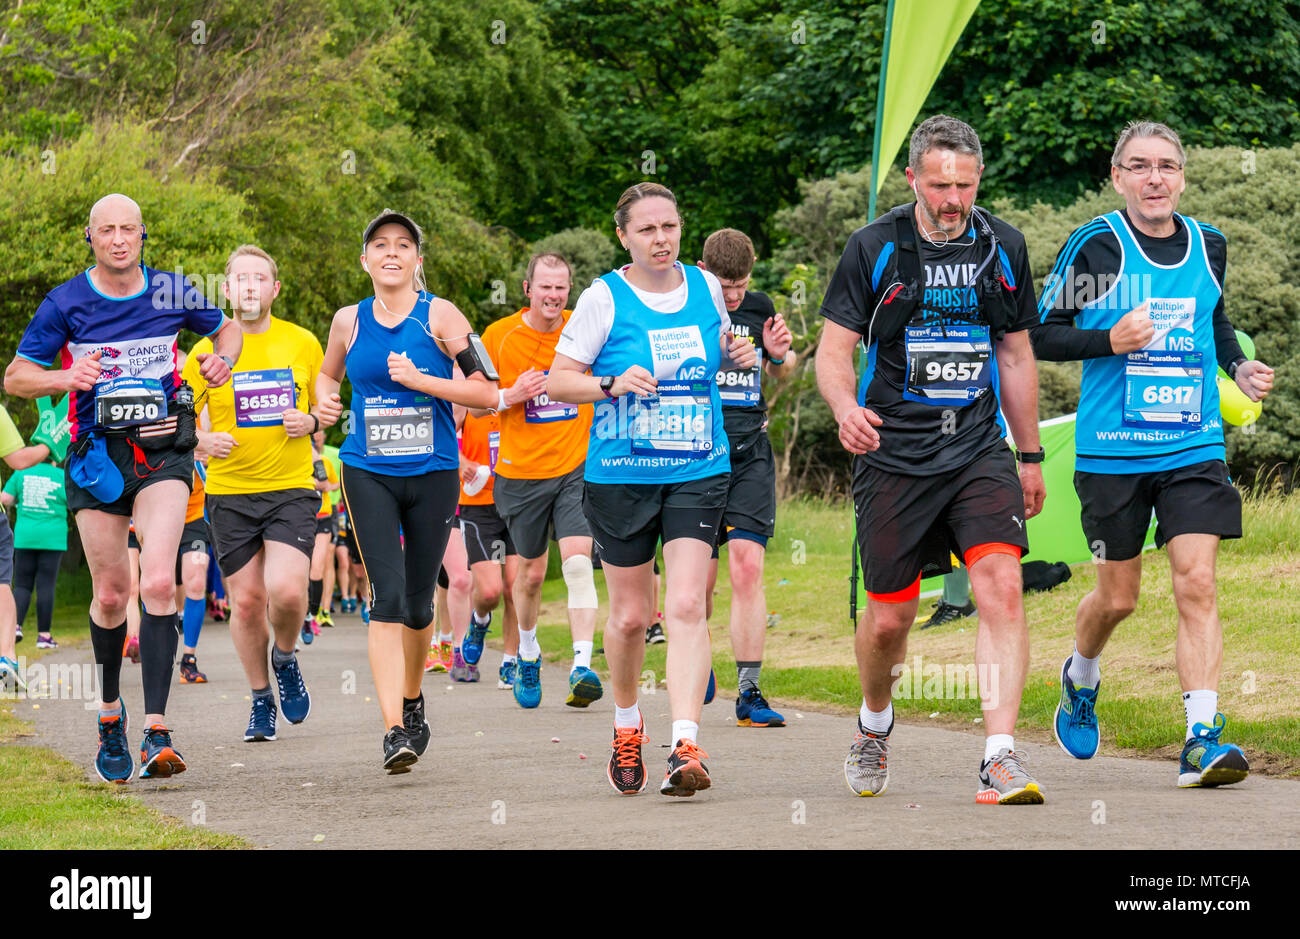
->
xmin=23 ymin=612 xmax=1300 ymax=849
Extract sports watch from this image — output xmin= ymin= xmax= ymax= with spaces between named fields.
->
xmin=1016 ymin=447 xmax=1045 ymax=464
xmin=599 ymin=375 xmax=616 ymax=397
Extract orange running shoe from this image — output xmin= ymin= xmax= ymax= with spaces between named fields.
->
xmin=424 ymin=644 xmax=439 ymax=673
xmin=659 ymin=739 xmax=711 ymax=797
xmin=607 ymin=721 xmax=648 ymax=795
xmin=123 ymin=635 xmax=140 ymax=664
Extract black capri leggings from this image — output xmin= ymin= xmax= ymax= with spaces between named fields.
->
xmin=340 ymin=464 xmax=458 ymax=629
xmin=13 ymin=548 xmax=64 ymax=636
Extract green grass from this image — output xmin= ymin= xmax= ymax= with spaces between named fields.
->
xmin=0 ymin=565 xmax=246 ymax=849
xmin=530 ymin=490 xmax=1300 ymax=777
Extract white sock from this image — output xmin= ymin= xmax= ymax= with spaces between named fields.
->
xmin=501 ymin=653 xmax=517 ymax=666
xmin=859 ymin=700 xmax=893 ymax=734
xmin=671 ymin=719 xmax=699 ymax=746
xmin=518 ymin=626 xmax=541 ymax=659
xmin=1183 ymin=690 xmax=1218 ymax=740
xmin=571 ymin=640 xmax=593 ymax=671
xmin=472 ymin=609 xmax=490 ymax=626
xmin=984 ymin=733 xmax=1014 ymax=764
xmin=1067 ymin=643 xmax=1102 ymax=689
xmin=614 ymin=703 xmax=641 ymax=730
xmin=438 ymin=630 xmax=452 ymax=644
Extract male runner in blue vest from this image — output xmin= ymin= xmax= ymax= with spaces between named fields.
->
xmin=1034 ymin=121 xmax=1273 ymax=788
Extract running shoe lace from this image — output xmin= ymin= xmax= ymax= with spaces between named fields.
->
xmin=99 ymin=718 xmax=128 ymax=757
xmin=249 ymin=696 xmax=272 ymax=727
xmin=848 ymin=731 xmax=887 ymax=769
xmin=276 ymin=661 xmax=307 ymax=698
xmin=995 ymin=749 xmax=1030 ymax=780
xmin=518 ymin=658 xmax=541 ymax=684
xmin=144 ymin=726 xmax=171 ymax=748
xmin=1073 ymin=692 xmax=1097 ymax=727
xmin=675 ymin=740 xmax=709 ymax=763
xmin=748 ymin=690 xmax=772 ymax=712
xmin=613 ymin=727 xmax=647 ymax=768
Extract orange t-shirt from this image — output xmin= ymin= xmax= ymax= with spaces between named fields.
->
xmin=481 ymin=308 xmax=591 ymax=480
xmin=459 ymin=412 xmax=500 ymax=507
xmin=185 ymin=467 xmax=206 ymax=524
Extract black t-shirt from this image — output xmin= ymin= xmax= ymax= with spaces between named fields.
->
xmin=1032 ymin=210 xmax=1240 ymax=367
xmin=820 ymin=206 xmax=1039 ymax=475
xmin=719 ymin=289 xmax=777 ymax=439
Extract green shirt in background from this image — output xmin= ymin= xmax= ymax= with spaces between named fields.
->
xmin=3 ymin=463 xmax=69 ymax=551
xmin=324 ymin=445 xmax=343 ymax=512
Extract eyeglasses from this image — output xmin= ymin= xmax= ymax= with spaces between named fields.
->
xmin=1114 ymin=160 xmax=1184 ymax=178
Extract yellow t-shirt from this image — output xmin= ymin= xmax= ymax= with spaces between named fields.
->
xmin=481 ymin=309 xmax=591 ymax=480
xmin=183 ymin=316 xmax=323 ymax=495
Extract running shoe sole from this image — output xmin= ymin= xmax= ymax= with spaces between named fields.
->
xmin=975 ymin=783 xmax=1044 ymax=805
xmin=661 ymin=760 xmax=711 ymax=798
xmin=1178 ymin=750 xmax=1249 ymax=788
xmin=736 ymin=717 xmax=786 ymax=727
xmin=140 ymin=749 xmax=187 ymax=779
xmin=384 ymin=748 xmax=418 ymax=774
xmin=566 ymin=671 xmax=604 ymax=708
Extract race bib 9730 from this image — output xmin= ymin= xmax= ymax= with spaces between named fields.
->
xmin=95 ymin=377 xmax=166 ymax=428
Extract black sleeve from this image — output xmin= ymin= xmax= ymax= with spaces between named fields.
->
xmin=1003 ymin=230 xmax=1039 ymax=333
xmin=1029 ymin=227 xmax=1121 ymax=362
xmin=1202 ymin=226 xmax=1244 ymax=370
xmin=748 ymin=291 xmax=780 ymax=358
xmin=819 ymin=227 xmax=883 ymax=337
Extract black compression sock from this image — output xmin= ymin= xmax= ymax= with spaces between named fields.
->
xmin=308 ymin=579 xmax=323 ymax=615
xmin=88 ymin=617 xmax=127 ymax=704
xmin=139 ymin=610 xmax=180 ymax=716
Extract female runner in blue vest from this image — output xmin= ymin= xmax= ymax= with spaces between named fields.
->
xmin=548 ymin=182 xmax=756 ymax=797
xmin=317 ymin=210 xmax=497 ymax=773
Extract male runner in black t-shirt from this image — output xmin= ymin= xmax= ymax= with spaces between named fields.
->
xmin=699 ymin=229 xmax=795 ymax=729
xmin=816 ymin=114 xmax=1046 ymax=804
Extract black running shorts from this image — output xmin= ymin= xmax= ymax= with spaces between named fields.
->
xmin=852 ymin=445 xmax=1029 ymax=595
xmin=175 ymin=518 xmax=210 ymax=585
xmin=460 ymin=503 xmax=516 ymax=566
xmin=1075 ymin=459 xmax=1241 ymax=562
xmin=206 ymin=489 xmax=319 ymax=578
xmin=584 ymin=474 xmax=729 ymax=568
xmin=66 ymin=436 xmax=194 ymax=517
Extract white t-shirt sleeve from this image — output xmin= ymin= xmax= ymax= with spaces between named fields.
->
xmin=700 ymin=269 xmax=732 ymax=334
xmin=556 ymin=279 xmax=615 ymax=367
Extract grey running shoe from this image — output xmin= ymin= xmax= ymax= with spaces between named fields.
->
xmin=976 ymin=748 xmax=1045 ymax=804
xmin=844 ymin=718 xmax=891 ymax=797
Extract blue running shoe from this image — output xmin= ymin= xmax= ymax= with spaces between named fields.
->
xmin=273 ymin=654 xmax=311 ymax=724
xmin=94 ymin=702 xmax=133 ymax=784
xmin=566 ymin=665 xmax=603 ymax=708
xmin=1053 ymin=656 xmax=1099 ymax=759
xmin=0 ymin=655 xmax=27 ymax=692
xmin=1178 ymin=713 xmax=1249 ymax=788
xmin=300 ymin=620 xmax=314 ymax=645
xmin=139 ymin=724 xmax=187 ymax=779
xmin=244 ymin=694 xmax=278 ymax=742
xmin=360 ymin=600 xmax=370 ymax=625
xmin=513 ymin=656 xmax=542 ymax=709
xmin=463 ymin=612 xmax=491 ymax=665
xmin=704 ymin=667 xmax=716 ymax=705
xmin=736 ymin=687 xmax=785 ymax=727
xmin=498 ymin=660 xmax=516 ymax=690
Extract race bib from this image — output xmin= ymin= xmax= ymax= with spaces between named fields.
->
xmin=488 ymin=429 xmax=500 ymax=472
xmin=525 ymin=372 xmax=579 ymax=423
xmin=630 ymin=380 xmax=714 ymax=459
xmin=363 ymin=393 xmax=435 ymax=458
xmin=1123 ymin=351 xmax=1204 ymax=429
xmin=716 ymin=341 xmax=761 ymax=406
xmin=903 ymin=324 xmax=992 ymax=406
xmin=233 ymin=369 xmax=296 ymax=427
xmin=95 ymin=377 xmax=167 ymax=428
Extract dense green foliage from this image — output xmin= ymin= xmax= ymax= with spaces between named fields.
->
xmin=0 ymin=0 xmax=1295 ymax=484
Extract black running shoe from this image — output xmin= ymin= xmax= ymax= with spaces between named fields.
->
xmin=383 ymin=726 xmax=418 ymax=774
xmin=607 ymin=721 xmax=648 ymax=794
xmin=920 ymin=600 xmax=976 ymax=630
xmin=645 ymin=622 xmax=665 ymax=644
xmin=659 ymin=739 xmax=711 ymax=797
xmin=402 ymin=694 xmax=431 ymax=757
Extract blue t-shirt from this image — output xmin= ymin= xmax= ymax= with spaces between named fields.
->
xmin=338 ymin=293 xmax=457 ymax=477
xmin=17 ymin=265 xmax=224 ymax=440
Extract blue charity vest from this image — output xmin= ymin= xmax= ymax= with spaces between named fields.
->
xmin=585 ymin=264 xmax=731 ymax=484
xmin=339 ymin=293 xmax=457 ymax=476
xmin=1074 ymin=211 xmax=1225 ymax=473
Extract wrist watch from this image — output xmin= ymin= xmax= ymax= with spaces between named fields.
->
xmin=219 ymin=354 xmax=235 ymax=370
xmin=1227 ymin=357 xmax=1246 ymax=380
xmin=599 ymin=375 xmax=616 ymax=398
xmin=1016 ymin=447 xmax=1045 ymax=464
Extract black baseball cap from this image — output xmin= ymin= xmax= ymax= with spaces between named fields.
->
xmin=362 ymin=209 xmax=423 ymax=251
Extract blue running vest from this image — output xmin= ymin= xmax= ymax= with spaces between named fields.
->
xmin=585 ymin=265 xmax=730 ymax=484
xmin=339 ymin=293 xmax=457 ymax=476
xmin=1074 ymin=211 xmax=1224 ymax=473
